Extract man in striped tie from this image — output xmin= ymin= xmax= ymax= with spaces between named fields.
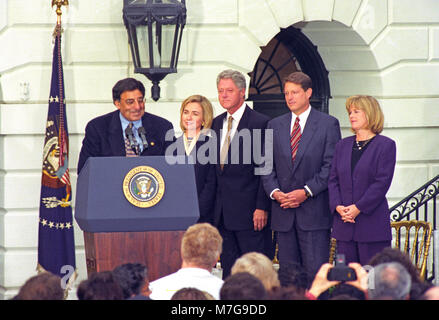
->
xmin=262 ymin=72 xmax=341 ymax=277
xmin=78 ymin=78 xmax=175 ymax=173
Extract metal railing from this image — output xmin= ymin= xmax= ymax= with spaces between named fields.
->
xmin=389 ymin=174 xmax=439 ymax=282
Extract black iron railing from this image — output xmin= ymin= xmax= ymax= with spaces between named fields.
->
xmin=390 ymin=175 xmax=439 ymax=227
xmin=389 ymin=174 xmax=439 ymax=281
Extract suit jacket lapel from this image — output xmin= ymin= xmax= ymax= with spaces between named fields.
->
xmin=344 ymin=136 xmax=355 ymax=189
xmin=292 ymin=108 xmax=317 ymax=173
xmin=213 ymin=112 xmax=227 ymax=174
xmin=335 ymin=136 xmax=354 ymax=204
xmin=235 ymin=105 xmax=251 ymax=133
xmin=279 ymin=112 xmax=294 ymax=173
xmin=109 ymin=111 xmax=126 ymax=157
xmin=140 ymin=113 xmax=151 ymax=156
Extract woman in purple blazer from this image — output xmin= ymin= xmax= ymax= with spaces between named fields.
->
xmin=328 ymin=95 xmax=396 ymax=265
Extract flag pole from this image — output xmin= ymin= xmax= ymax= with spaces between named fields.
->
xmin=37 ymin=0 xmax=76 ymax=299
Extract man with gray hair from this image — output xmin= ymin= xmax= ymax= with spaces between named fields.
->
xmin=368 ymin=262 xmax=411 ymax=300
xmin=211 ymin=69 xmax=272 ymax=278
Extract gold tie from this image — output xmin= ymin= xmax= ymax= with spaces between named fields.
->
xmin=220 ymin=116 xmax=233 ymax=170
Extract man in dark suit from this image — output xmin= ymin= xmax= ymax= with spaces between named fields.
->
xmin=262 ymin=72 xmax=341 ymax=277
xmin=211 ymin=69 xmax=271 ymax=278
xmin=77 ymin=78 xmax=174 ymax=174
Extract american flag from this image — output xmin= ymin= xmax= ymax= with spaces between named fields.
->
xmin=37 ymin=23 xmax=76 ymax=286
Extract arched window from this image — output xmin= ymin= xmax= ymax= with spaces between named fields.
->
xmin=248 ymin=26 xmax=330 ymax=118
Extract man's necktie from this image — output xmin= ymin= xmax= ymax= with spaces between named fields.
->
xmin=125 ymin=122 xmax=138 ymax=157
xmin=290 ymin=117 xmax=301 ymax=162
xmin=220 ymin=116 xmax=234 ymax=170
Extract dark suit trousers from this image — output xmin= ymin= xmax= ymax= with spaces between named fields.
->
xmin=218 ymin=217 xmax=271 ymax=279
xmin=336 ymin=240 xmax=391 ymax=265
xmin=277 ymin=221 xmax=330 ymax=278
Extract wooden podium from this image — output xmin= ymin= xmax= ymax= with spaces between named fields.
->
xmin=75 ymin=156 xmax=199 ymax=281
xmin=83 ymin=231 xmax=184 ymax=281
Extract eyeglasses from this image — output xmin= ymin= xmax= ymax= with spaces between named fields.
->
xmin=121 ymin=98 xmax=146 ymax=106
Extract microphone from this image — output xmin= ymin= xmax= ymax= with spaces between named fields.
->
xmin=125 ymin=124 xmax=139 ymax=155
xmin=138 ymin=126 xmax=149 ymax=150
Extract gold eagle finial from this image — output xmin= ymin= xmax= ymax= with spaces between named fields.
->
xmin=52 ymin=0 xmax=69 ymax=23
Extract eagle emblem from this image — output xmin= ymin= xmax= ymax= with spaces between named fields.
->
xmin=135 ymin=176 xmax=154 ymax=198
xmin=123 ymin=166 xmax=165 ymax=208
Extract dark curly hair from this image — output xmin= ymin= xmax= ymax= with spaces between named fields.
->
xmin=113 ymin=263 xmax=148 ymax=299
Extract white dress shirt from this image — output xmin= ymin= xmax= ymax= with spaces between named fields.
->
xmin=220 ymin=102 xmax=247 ymax=147
xmin=270 ymin=105 xmax=314 ymax=199
xmin=290 ymin=104 xmax=311 ymax=135
xmin=149 ymin=267 xmax=224 ymax=300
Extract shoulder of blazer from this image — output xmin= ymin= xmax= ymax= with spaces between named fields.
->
xmin=88 ymin=109 xmax=118 ymax=125
xmin=268 ymin=112 xmax=291 ymax=127
xmin=142 ymin=112 xmax=173 ymax=129
xmin=374 ymin=134 xmax=395 ymax=145
xmin=369 ymin=135 xmax=396 ymax=155
xmin=309 ymin=107 xmax=339 ymax=126
xmin=85 ymin=110 xmax=120 ymax=134
xmin=212 ymin=112 xmax=227 ymax=128
xmin=339 ymin=135 xmax=355 ymax=145
xmin=334 ymin=135 xmax=354 ymax=152
xmin=245 ymin=105 xmax=270 ymax=123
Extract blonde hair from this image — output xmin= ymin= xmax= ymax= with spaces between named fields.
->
xmin=181 ymin=223 xmax=223 ymax=270
xmin=345 ymin=95 xmax=384 ymax=134
xmin=179 ymin=95 xmax=214 ymax=133
xmin=231 ymin=252 xmax=280 ymax=291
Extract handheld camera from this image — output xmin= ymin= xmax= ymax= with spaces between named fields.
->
xmin=327 ymin=254 xmax=357 ymax=282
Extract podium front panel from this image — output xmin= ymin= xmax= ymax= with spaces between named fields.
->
xmin=75 ymin=156 xmax=200 ymax=232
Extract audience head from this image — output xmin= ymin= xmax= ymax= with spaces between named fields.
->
xmin=231 ymin=252 xmax=280 ymax=291
xmin=14 ymin=272 xmax=64 ymax=300
xmin=410 ymin=281 xmax=433 ymax=300
xmin=368 ymin=262 xmax=411 ymax=300
xmin=266 ymin=286 xmax=306 ymax=300
xmin=113 ymin=263 xmax=149 ymax=299
xmin=181 ymin=223 xmax=223 ymax=270
xmin=329 ymin=294 xmax=359 ymax=300
xmin=171 ymin=287 xmax=214 ymax=300
xmin=319 ymin=283 xmax=366 ymax=300
xmin=421 ymin=286 xmax=439 ymax=300
xmin=277 ymin=261 xmax=311 ymax=292
xmin=220 ymin=272 xmax=267 ymax=300
xmin=77 ymin=271 xmax=124 ymax=300
xmin=368 ymin=247 xmax=421 ymax=283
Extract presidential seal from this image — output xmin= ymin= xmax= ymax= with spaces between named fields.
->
xmin=123 ymin=166 xmax=165 ymax=208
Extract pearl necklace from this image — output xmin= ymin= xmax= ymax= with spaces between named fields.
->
xmin=354 ymin=136 xmax=374 ymax=150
